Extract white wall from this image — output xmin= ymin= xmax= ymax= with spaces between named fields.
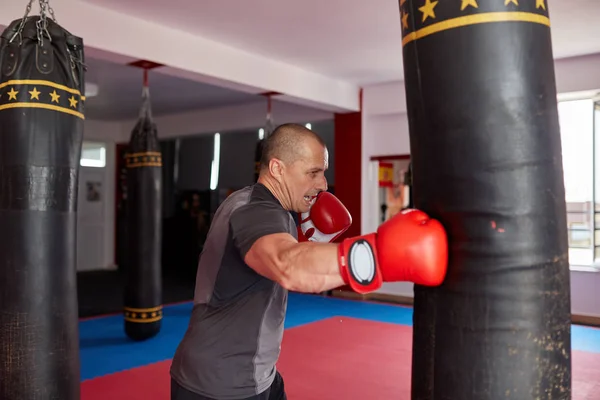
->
xmin=77 ymin=165 xmax=114 ymax=271
xmin=360 ymin=55 xmax=600 ymax=316
xmin=359 ymin=107 xmax=414 ymax=297
xmin=76 ymin=120 xmax=119 ymax=271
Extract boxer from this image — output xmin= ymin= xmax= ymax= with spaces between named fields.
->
xmin=170 ymin=124 xmax=448 ymax=400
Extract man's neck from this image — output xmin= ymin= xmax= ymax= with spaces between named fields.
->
xmin=257 ymin=176 xmax=290 ymax=210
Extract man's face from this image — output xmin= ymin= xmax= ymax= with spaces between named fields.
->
xmin=283 ymin=139 xmax=328 ymax=213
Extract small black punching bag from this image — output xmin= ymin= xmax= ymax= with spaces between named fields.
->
xmin=123 ymin=70 xmax=163 ymax=341
xmin=0 ymin=3 xmax=86 ymax=399
xmin=254 ymin=138 xmax=264 ymax=182
xmin=254 ymin=95 xmax=275 ymax=181
xmin=399 ymin=0 xmax=572 ymax=399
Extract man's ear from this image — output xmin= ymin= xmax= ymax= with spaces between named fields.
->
xmin=269 ymin=158 xmax=285 ymax=181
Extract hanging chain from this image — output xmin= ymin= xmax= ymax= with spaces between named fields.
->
xmin=23 ymin=0 xmax=34 ymax=19
xmin=8 ymin=0 xmax=33 ymax=43
xmin=36 ymin=0 xmax=56 ymax=46
xmin=9 ymin=0 xmax=57 ymax=44
xmin=38 ymin=0 xmax=57 ymax=23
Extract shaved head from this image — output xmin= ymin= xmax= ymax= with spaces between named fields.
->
xmin=257 ymin=123 xmax=328 ymax=212
xmin=259 ymin=123 xmax=326 ymax=170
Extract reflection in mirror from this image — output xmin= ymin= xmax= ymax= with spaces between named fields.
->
xmin=374 ymin=155 xmax=411 ymax=226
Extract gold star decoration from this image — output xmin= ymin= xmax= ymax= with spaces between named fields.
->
xmin=7 ymin=88 xmax=18 ymax=101
xmin=504 ymin=0 xmax=518 ymax=5
xmin=68 ymin=96 xmax=78 ymax=108
xmin=419 ymin=0 xmax=438 ymax=22
xmin=461 ymin=0 xmax=478 ymax=11
xmin=50 ymin=90 xmax=60 ymax=103
xmin=29 ymin=87 xmax=40 ymax=100
xmin=536 ymin=0 xmax=546 ymax=9
xmin=402 ymin=11 xmax=410 ymax=30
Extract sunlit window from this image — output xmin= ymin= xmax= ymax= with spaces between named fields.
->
xmin=81 ymin=142 xmax=106 ymax=168
xmin=558 ymin=98 xmax=595 ymax=267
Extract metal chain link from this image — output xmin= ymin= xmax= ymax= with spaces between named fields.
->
xmin=9 ymin=0 xmax=57 ymax=44
xmin=36 ymin=0 xmax=54 ymax=45
xmin=38 ymin=0 xmax=57 ymax=22
xmin=8 ymin=0 xmax=34 ymax=43
xmin=24 ymin=0 xmax=34 ymax=18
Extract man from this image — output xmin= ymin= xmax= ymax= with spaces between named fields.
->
xmin=170 ymin=123 xmax=448 ymax=400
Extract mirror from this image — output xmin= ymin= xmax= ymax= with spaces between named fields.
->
xmin=375 ymin=156 xmax=412 ymax=225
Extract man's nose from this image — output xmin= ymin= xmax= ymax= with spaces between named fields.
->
xmin=317 ymin=176 xmax=328 ymax=192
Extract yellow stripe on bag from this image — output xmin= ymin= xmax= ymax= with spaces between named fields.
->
xmin=402 ymin=12 xmax=550 ymax=46
xmin=0 ymin=102 xmax=84 ymax=120
xmin=0 ymin=79 xmax=83 ymax=95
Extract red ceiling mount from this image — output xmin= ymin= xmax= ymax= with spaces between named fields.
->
xmin=259 ymin=91 xmax=281 ymax=97
xmin=127 ymin=60 xmax=164 ymax=70
xmin=127 ymin=60 xmax=164 ymax=87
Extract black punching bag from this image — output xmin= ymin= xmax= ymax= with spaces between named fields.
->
xmin=254 ymin=95 xmax=275 ymax=181
xmin=254 ymin=138 xmax=263 ymax=182
xmin=123 ymin=73 xmax=163 ymax=341
xmin=400 ymin=1 xmax=571 ymax=399
xmin=0 ymin=9 xmax=85 ymax=400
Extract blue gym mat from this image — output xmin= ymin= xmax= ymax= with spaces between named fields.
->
xmin=79 ymin=293 xmax=600 ymax=381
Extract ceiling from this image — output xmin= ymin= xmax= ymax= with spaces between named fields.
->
xmin=79 ymin=0 xmax=600 ymax=86
xmin=67 ymin=0 xmax=600 ymax=120
xmin=83 ymin=57 xmax=262 ymax=121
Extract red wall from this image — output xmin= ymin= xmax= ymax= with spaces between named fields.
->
xmin=334 ymin=111 xmax=362 ymax=240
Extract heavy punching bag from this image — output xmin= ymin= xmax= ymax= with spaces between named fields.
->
xmin=399 ymin=1 xmax=572 ymax=399
xmin=254 ymin=94 xmax=275 ymax=181
xmin=123 ymin=70 xmax=163 ymax=341
xmin=254 ymin=137 xmax=263 ymax=182
xmin=0 ymin=2 xmax=86 ymax=399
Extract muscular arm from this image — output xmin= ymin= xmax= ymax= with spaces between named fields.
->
xmin=243 ymin=233 xmax=345 ymax=293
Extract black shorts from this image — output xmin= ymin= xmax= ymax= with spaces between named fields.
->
xmin=171 ymin=372 xmax=287 ymax=400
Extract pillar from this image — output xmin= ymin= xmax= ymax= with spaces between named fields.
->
xmin=334 ymin=111 xmax=362 ymax=240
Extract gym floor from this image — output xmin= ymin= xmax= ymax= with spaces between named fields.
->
xmin=77 ymin=288 xmax=600 ymax=399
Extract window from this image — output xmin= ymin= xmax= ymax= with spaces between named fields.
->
xmin=559 ymin=98 xmax=598 ymax=268
xmin=80 ymin=141 xmax=106 ymax=168
xmin=209 ymin=133 xmax=221 ymax=190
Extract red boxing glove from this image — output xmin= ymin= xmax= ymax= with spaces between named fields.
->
xmin=337 ymin=209 xmax=448 ymax=294
xmin=298 ymin=192 xmax=352 ymax=243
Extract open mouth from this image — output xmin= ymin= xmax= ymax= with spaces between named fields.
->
xmin=303 ymin=195 xmax=317 ymax=206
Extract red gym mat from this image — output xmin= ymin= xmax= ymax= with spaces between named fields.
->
xmin=81 ymin=317 xmax=600 ymax=399
xmin=277 ymin=317 xmax=412 ymax=399
xmin=81 ymin=317 xmax=411 ymax=400
xmin=81 ymin=360 xmax=171 ymax=400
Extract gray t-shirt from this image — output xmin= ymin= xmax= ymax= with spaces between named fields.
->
xmin=170 ymin=183 xmax=297 ymax=399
